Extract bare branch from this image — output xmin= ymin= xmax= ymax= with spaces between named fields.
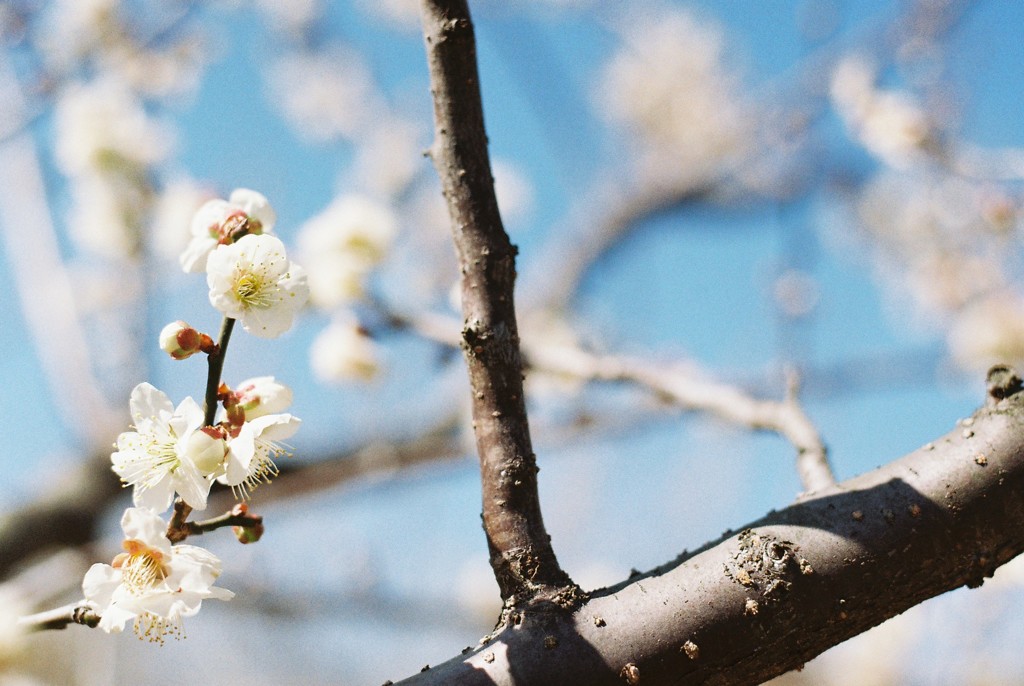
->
xmin=524 ymin=342 xmax=835 ymax=492
xmin=18 ymin=602 xmax=98 ymax=632
xmin=394 ymin=373 xmax=1024 ymax=685
xmin=419 ymin=0 xmax=578 ymax=611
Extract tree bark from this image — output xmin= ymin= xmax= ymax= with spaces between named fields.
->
xmin=420 ymin=0 xmax=578 ymax=613
xmin=394 ymin=372 xmax=1024 ymax=685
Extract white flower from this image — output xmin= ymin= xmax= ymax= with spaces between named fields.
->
xmin=310 ymin=316 xmax=379 ymax=383
xmin=54 ymin=78 xmax=171 ymax=177
xmin=233 ymin=376 xmax=293 ymax=420
xmin=298 ymin=195 xmax=396 ymax=309
xmin=220 ymin=414 xmax=301 ymax=499
xmin=350 ymin=117 xmax=422 ymax=196
xmin=269 ymin=48 xmax=378 ymax=141
xmin=206 ymin=234 xmax=309 ymax=338
xmin=82 ymin=508 xmax=233 ymax=643
xmin=180 ymin=188 xmax=277 ymax=273
xmin=111 ymin=383 xmax=215 ymax=513
xmin=599 ymin=9 xmax=748 ymax=186
xmin=831 ymin=56 xmax=931 ymax=169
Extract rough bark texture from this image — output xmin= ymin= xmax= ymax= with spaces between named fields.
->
xmin=420 ymin=0 xmax=577 ymax=610
xmin=395 ymin=380 xmax=1024 ymax=685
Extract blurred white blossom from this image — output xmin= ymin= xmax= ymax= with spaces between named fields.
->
xmin=254 ymin=0 xmax=322 ymax=34
xmin=152 ymin=178 xmax=213 ymax=261
xmin=310 ymin=315 xmax=380 ymax=383
xmin=831 ymin=56 xmax=932 ymax=169
xmin=35 ymin=0 xmax=119 ymax=68
xmin=54 ymin=78 xmax=171 ymax=177
xmin=948 ymin=294 xmax=1024 ymax=372
xmin=350 ymin=116 xmax=424 ymax=197
xmin=269 ymin=48 xmax=379 ymax=141
xmin=598 ymin=8 xmax=749 ymax=188
xmin=66 ymin=174 xmax=142 ymax=258
xmin=857 ymin=173 xmax=1008 ymax=317
xmin=357 ymin=0 xmax=421 ymax=31
xmin=298 ymin=195 xmax=397 ymax=309
xmin=492 ymin=159 xmax=534 ymax=225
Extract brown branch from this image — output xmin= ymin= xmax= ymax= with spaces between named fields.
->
xmin=0 ymin=453 xmax=120 ymax=580
xmin=376 ymin=303 xmax=833 ymax=491
xmin=166 ymin=503 xmax=262 ymax=544
xmin=393 ymin=368 xmax=1024 ymax=685
xmin=419 ymin=0 xmax=578 ymax=613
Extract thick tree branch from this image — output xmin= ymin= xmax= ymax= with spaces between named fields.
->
xmin=394 ymin=369 xmax=1024 ymax=685
xmin=420 ymin=0 xmax=577 ymax=612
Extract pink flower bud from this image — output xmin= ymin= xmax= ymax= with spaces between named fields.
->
xmin=159 ymin=321 xmax=204 ymax=360
xmin=234 ymin=376 xmax=293 ymax=419
xmin=233 ymin=521 xmax=264 ymax=544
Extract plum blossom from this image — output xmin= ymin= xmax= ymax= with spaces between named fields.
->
xmin=220 ymin=413 xmax=302 ymax=499
xmin=233 ymin=376 xmax=294 ymax=420
xmin=180 ymin=188 xmax=277 ymax=273
xmin=206 ymin=234 xmax=309 ymax=338
xmin=111 ymin=383 xmax=217 ymax=513
xmin=298 ymin=195 xmax=396 ymax=309
xmin=82 ymin=508 xmax=233 ymax=643
xmin=310 ymin=315 xmax=379 ymax=382
xmin=830 ymin=56 xmax=932 ymax=169
xmin=54 ymin=78 xmax=171 ymax=177
xmin=269 ymin=47 xmax=378 ymax=141
xmin=599 ymin=8 xmax=748 ymax=187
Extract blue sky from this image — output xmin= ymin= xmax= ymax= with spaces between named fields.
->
xmin=5 ymin=1 xmax=1024 ymax=682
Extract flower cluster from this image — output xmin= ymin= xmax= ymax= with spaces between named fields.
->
xmin=297 ymin=194 xmax=395 ymax=383
xmin=81 ymin=189 xmax=306 ymax=641
xmin=182 ymin=188 xmax=309 ymax=338
xmin=111 ymin=377 xmax=301 ymax=512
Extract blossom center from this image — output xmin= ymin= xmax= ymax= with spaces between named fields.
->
xmin=121 ymin=549 xmax=168 ymax=595
xmin=234 ymin=269 xmax=277 ymax=309
xmin=143 ymin=438 xmax=181 ymax=481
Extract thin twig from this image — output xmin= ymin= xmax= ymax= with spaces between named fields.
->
xmin=524 ymin=342 xmax=835 ymax=492
xmin=18 ymin=602 xmax=98 ymax=632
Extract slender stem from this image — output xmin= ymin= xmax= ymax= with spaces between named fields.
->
xmin=18 ymin=602 xmax=99 ymax=632
xmin=419 ymin=0 xmax=577 ymax=613
xmin=167 ymin=504 xmax=263 ymax=543
xmin=204 ymin=317 xmax=235 ymax=426
xmin=166 ymin=317 xmax=235 ymax=540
